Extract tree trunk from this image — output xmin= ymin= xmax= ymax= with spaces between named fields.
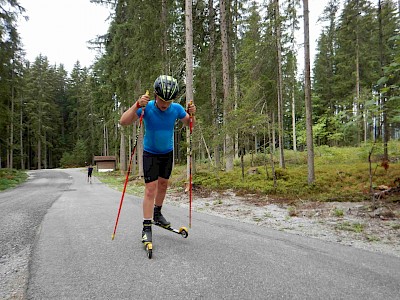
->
xmin=355 ymin=28 xmax=361 ymax=146
xmin=378 ymin=0 xmax=389 ymax=161
xmin=208 ymin=0 xmax=220 ymax=169
xmin=37 ymin=135 xmax=41 ymax=170
xmin=44 ymin=133 xmax=47 ymax=169
xmin=268 ymin=114 xmax=277 ymax=188
xmin=220 ymin=0 xmax=234 ymax=171
xmin=120 ymin=107 xmax=126 ymax=172
xmin=20 ymin=96 xmax=24 ymax=169
xmin=37 ymin=95 xmax=42 ymax=170
xmin=7 ymin=125 xmax=10 ymax=168
xmin=291 ymin=18 xmax=297 ymax=152
xmin=162 ymin=0 xmax=168 ymax=73
xmin=233 ymin=0 xmax=239 ymax=159
xmin=185 ymin=0 xmax=194 ymax=182
xmin=272 ymin=111 xmax=276 ymax=152
xmin=292 ymin=88 xmax=297 ymax=151
xmin=303 ymin=0 xmax=315 ymax=184
xmin=275 ymin=0 xmax=285 ymax=169
xmin=103 ymin=122 xmax=107 ymax=156
xmin=9 ymin=68 xmax=15 ymax=169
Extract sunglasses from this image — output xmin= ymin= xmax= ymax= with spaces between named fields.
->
xmin=156 ymin=95 xmax=174 ymax=103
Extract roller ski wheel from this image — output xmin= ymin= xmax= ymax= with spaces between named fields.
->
xmin=144 ymin=242 xmax=152 ymax=259
xmin=178 ymin=227 xmax=189 ymax=238
xmin=153 ymin=222 xmax=189 ymax=238
xmin=142 ymin=221 xmax=153 ymax=258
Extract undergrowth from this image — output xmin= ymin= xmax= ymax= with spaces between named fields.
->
xmin=170 ymin=142 xmax=400 ymax=202
xmin=0 ymin=169 xmax=28 ymax=191
xmin=96 ymin=142 xmax=400 ymax=202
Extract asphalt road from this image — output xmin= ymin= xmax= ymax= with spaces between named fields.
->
xmin=1 ymin=169 xmax=400 ymax=299
xmin=0 ymin=169 xmax=73 ymax=299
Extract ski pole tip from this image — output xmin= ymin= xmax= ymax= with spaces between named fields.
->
xmin=111 ymin=234 xmax=115 ymax=240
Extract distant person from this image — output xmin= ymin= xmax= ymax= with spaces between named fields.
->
xmin=88 ymin=165 xmax=93 ymax=183
xmin=119 ymin=75 xmax=196 ymax=246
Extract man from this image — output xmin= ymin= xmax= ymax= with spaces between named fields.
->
xmin=87 ymin=165 xmax=93 ymax=183
xmin=120 ymin=75 xmax=196 ymax=245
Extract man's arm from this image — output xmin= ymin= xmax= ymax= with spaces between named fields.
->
xmin=120 ymin=93 xmax=149 ymax=126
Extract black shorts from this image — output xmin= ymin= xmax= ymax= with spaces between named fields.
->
xmin=143 ymin=150 xmax=173 ymax=183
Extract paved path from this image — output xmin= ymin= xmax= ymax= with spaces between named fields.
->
xmin=1 ymin=169 xmax=400 ymax=299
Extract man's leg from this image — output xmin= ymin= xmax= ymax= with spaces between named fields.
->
xmin=153 ymin=177 xmax=170 ymax=227
xmin=143 ymin=181 xmax=157 ymax=219
xmin=155 ymin=177 xmax=168 ymax=206
xmin=142 ymin=180 xmax=157 ymax=243
xmin=142 ymin=151 xmax=160 ymax=243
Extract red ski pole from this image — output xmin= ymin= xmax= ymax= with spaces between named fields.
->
xmin=112 ymin=90 xmax=148 ymax=240
xmin=188 ymin=100 xmax=193 ymax=228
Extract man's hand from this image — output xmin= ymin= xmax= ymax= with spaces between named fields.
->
xmin=187 ymin=101 xmax=196 ymax=116
xmin=137 ymin=92 xmax=150 ymax=108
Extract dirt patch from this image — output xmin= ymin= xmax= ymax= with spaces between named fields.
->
xmin=165 ymin=189 xmax=400 ymax=258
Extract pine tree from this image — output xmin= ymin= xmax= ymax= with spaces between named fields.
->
xmin=220 ymin=0 xmax=234 ymax=171
xmin=313 ymin=0 xmax=342 ymax=146
xmin=303 ymin=0 xmax=315 ymax=184
xmin=0 ymin=0 xmax=25 ymax=168
xmin=24 ymin=55 xmax=60 ymax=169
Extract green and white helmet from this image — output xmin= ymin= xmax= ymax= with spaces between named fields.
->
xmin=154 ymin=75 xmax=179 ymax=101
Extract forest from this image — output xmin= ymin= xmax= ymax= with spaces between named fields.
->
xmin=1 ymin=0 xmax=399 ymax=186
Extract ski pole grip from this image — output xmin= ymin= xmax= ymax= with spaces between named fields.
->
xmin=137 ymin=90 xmax=150 ymax=109
xmin=139 ymin=90 xmax=149 ymax=118
xmin=187 ymin=100 xmax=194 ymax=116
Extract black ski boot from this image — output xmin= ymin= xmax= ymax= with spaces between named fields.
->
xmin=153 ymin=205 xmax=171 ymax=228
xmin=141 ymin=220 xmax=152 ymax=244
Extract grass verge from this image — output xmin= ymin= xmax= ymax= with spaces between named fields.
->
xmin=0 ymin=169 xmax=28 ymax=191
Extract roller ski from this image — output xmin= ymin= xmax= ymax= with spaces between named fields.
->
xmin=153 ymin=206 xmax=189 ymax=238
xmin=153 ymin=222 xmax=189 ymax=238
xmin=142 ymin=221 xmax=153 ymax=259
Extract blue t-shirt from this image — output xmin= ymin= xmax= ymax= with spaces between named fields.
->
xmin=136 ymin=100 xmax=187 ymax=154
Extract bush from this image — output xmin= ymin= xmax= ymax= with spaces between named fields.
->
xmin=60 ymin=139 xmax=88 ymax=167
xmin=60 ymin=152 xmax=75 ymax=167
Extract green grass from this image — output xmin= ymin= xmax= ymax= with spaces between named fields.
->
xmin=94 ymin=171 xmax=145 ymax=196
xmin=332 ymin=208 xmax=345 ymax=217
xmin=0 ymin=169 xmax=28 ymax=191
xmin=96 ymin=142 xmax=400 ymax=202
xmin=335 ymin=221 xmax=365 ymax=233
xmin=391 ymin=223 xmax=400 ymax=230
xmin=186 ymin=142 xmax=400 ymax=202
xmin=188 ymin=162 xmax=399 ymax=202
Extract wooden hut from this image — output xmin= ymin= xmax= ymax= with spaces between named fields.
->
xmin=93 ymin=156 xmax=117 ymax=172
